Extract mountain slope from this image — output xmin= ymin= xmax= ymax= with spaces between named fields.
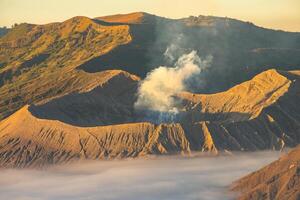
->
xmin=1 ymin=12 xmax=300 ymax=121
xmin=84 ymin=13 xmax=300 ymax=91
xmin=0 ymin=105 xmax=190 ymax=168
xmin=179 ymin=69 xmax=292 ymax=120
xmin=0 ymin=17 xmax=131 ymax=120
xmin=0 ymin=69 xmax=299 ymax=168
xmin=231 ymin=145 xmax=300 ymax=200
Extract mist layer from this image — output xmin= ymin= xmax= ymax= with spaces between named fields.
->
xmin=0 ymin=151 xmax=282 ymax=200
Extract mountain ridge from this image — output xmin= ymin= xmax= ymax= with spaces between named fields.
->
xmin=1 ymin=12 xmax=300 ymax=121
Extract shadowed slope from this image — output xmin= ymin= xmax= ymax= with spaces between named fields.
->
xmin=78 ymin=12 xmax=163 ymax=77
xmin=30 ymin=70 xmax=140 ymax=126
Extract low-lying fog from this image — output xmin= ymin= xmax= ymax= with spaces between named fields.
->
xmin=0 ymin=151 xmax=282 ymax=200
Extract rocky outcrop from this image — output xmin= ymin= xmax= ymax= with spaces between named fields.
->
xmin=231 ymin=145 xmax=300 ymax=200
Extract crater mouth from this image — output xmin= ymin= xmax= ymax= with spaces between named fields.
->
xmin=29 ymin=103 xmax=189 ymax=127
xmin=133 ymin=109 xmax=187 ymax=124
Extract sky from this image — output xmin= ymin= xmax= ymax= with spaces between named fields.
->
xmin=0 ymin=0 xmax=299 ymax=32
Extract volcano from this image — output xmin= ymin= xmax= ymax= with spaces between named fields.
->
xmin=0 ymin=69 xmax=299 ymax=168
xmin=1 ymin=12 xmax=300 ymax=121
xmin=0 ymin=13 xmax=300 ymax=169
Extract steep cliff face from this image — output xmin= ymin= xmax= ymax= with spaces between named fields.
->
xmin=0 ymin=69 xmax=299 ymax=168
xmin=231 ymin=145 xmax=300 ymax=200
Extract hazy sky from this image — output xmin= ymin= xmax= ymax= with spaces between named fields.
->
xmin=0 ymin=0 xmax=299 ymax=32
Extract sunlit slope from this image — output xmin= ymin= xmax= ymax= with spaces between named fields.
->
xmin=0 ymin=105 xmax=189 ymax=168
xmin=96 ymin=12 xmax=147 ymax=24
xmin=178 ymin=69 xmax=291 ymax=120
xmin=0 ymin=69 xmax=299 ymax=168
xmin=232 ymin=145 xmax=300 ymax=200
xmin=179 ymin=69 xmax=300 ymax=151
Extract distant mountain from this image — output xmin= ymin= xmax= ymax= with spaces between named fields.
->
xmin=231 ymin=145 xmax=300 ymax=200
xmin=0 ymin=12 xmax=300 ymax=121
xmin=0 ymin=27 xmax=10 ymax=37
xmin=0 ymin=69 xmax=299 ymax=168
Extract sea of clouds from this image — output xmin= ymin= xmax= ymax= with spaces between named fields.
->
xmin=0 ymin=151 xmax=282 ymax=200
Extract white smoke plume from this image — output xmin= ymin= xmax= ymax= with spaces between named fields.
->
xmin=163 ymin=43 xmax=178 ymax=63
xmin=163 ymin=34 xmax=185 ymax=64
xmin=134 ymin=50 xmax=212 ymax=115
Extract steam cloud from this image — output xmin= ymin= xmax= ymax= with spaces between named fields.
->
xmin=134 ymin=50 xmax=212 ymax=117
xmin=0 ymin=151 xmax=281 ymax=200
